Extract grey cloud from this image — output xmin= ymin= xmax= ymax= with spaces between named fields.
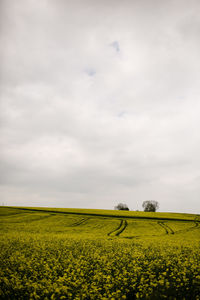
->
xmin=0 ymin=0 xmax=200 ymax=212
xmin=111 ymin=41 xmax=120 ymax=52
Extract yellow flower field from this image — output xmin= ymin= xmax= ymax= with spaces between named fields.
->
xmin=0 ymin=207 xmax=200 ymax=299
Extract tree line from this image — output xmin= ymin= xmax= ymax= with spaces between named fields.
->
xmin=115 ymin=200 xmax=159 ymax=212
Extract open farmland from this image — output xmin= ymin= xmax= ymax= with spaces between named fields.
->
xmin=0 ymin=207 xmax=200 ymax=299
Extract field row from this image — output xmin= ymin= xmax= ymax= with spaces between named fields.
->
xmin=3 ymin=206 xmax=198 ymax=221
xmin=1 ymin=209 xmax=199 ymax=239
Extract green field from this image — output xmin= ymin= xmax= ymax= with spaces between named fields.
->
xmin=0 ymin=207 xmax=200 ymax=299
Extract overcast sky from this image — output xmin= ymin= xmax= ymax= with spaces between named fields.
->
xmin=0 ymin=0 xmax=200 ymax=213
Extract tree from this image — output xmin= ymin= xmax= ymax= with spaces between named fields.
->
xmin=114 ymin=203 xmax=129 ymax=211
xmin=142 ymin=200 xmax=159 ymax=212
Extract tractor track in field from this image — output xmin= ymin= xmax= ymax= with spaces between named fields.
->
xmin=158 ymin=216 xmax=200 ymax=235
xmin=22 ymin=214 xmax=55 ymax=223
xmin=107 ymin=220 xmax=123 ymax=236
xmin=157 ymin=222 xmax=174 ymax=235
xmin=116 ymin=220 xmax=128 ymax=236
xmin=164 ymin=223 xmax=174 ymax=234
xmin=174 ymin=219 xmax=200 ymax=235
xmin=108 ymin=219 xmax=128 ymax=237
xmin=158 ymin=222 xmax=168 ymax=234
xmin=2 ymin=214 xmax=55 ymax=223
xmin=158 ymin=220 xmax=200 ymax=235
xmin=0 ymin=212 xmax=33 ymax=218
xmin=70 ymin=218 xmax=89 ymax=227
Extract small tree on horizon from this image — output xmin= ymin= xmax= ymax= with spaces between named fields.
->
xmin=142 ymin=200 xmax=159 ymax=212
xmin=114 ymin=203 xmax=129 ymax=211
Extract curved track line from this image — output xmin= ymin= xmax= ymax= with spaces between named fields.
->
xmin=158 ymin=222 xmax=169 ymax=234
xmin=107 ymin=220 xmax=123 ymax=236
xmin=8 ymin=214 xmax=54 ymax=223
xmin=174 ymin=220 xmax=199 ymax=234
xmin=116 ymin=220 xmax=128 ymax=236
xmin=164 ymin=223 xmax=174 ymax=234
xmin=108 ymin=220 xmax=128 ymax=237
xmin=70 ymin=218 xmax=89 ymax=227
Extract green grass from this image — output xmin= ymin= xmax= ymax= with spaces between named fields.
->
xmin=0 ymin=206 xmax=200 ymax=299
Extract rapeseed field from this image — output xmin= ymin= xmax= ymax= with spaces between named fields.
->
xmin=0 ymin=207 xmax=200 ymax=299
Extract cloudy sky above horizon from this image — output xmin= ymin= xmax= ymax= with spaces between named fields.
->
xmin=0 ymin=0 xmax=200 ymax=213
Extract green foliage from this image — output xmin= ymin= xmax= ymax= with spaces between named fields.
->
xmin=142 ymin=200 xmax=159 ymax=212
xmin=114 ymin=203 xmax=129 ymax=211
xmin=0 ymin=207 xmax=200 ymax=299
